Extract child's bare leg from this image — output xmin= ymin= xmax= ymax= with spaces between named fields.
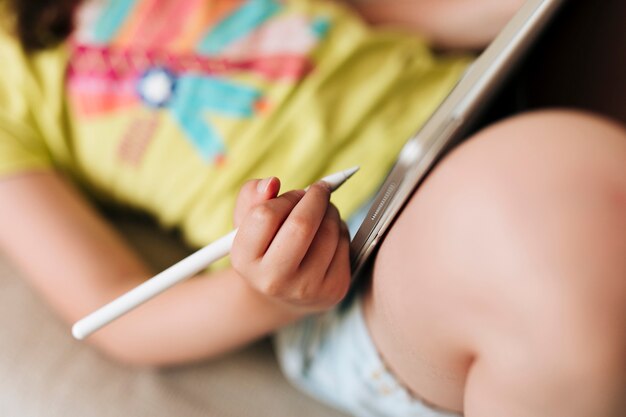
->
xmin=364 ymin=110 xmax=626 ymax=416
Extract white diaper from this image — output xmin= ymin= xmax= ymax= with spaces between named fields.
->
xmin=273 ymin=296 xmax=461 ymax=417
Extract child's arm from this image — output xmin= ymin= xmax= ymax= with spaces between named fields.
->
xmin=0 ymin=171 xmax=349 ymax=366
xmin=342 ymin=0 xmax=525 ymax=49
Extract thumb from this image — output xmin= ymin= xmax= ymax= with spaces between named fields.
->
xmin=233 ymin=177 xmax=281 ymax=227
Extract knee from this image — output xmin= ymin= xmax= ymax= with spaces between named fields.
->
xmin=436 ymin=108 xmax=626 ymax=268
xmin=436 ymin=110 xmax=626 ymax=410
xmin=368 ymin=110 xmax=626 ymax=411
xmin=388 ymin=109 xmax=626 ymax=266
xmin=377 ymin=108 xmax=626 ymax=351
xmin=435 ymin=109 xmax=626 ymax=210
xmin=430 ymin=109 xmax=626 ymax=351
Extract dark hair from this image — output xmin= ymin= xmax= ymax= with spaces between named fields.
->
xmin=9 ymin=0 xmax=82 ymax=52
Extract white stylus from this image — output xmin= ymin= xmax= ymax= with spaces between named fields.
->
xmin=72 ymin=167 xmax=359 ymax=340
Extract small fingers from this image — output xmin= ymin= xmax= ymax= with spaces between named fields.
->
xmin=263 ymin=183 xmax=331 ymax=272
xmin=286 ymin=219 xmax=351 ymax=310
xmin=233 ymin=177 xmax=281 ymax=227
xmin=232 ymin=189 xmax=305 ymax=267
xmin=232 ymin=182 xmax=351 ymax=313
xmin=298 ymin=203 xmax=342 ymax=274
xmin=317 ymin=222 xmax=352 ymax=307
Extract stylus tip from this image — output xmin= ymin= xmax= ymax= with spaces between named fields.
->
xmin=343 ymin=166 xmax=360 ymax=180
xmin=322 ymin=166 xmax=360 ymax=192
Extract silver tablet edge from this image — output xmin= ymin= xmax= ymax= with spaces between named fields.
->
xmin=350 ymin=0 xmax=566 ymax=278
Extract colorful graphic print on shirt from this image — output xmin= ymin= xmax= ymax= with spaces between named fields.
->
xmin=67 ymin=0 xmax=331 ymax=164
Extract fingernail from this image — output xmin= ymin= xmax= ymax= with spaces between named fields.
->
xmin=257 ymin=177 xmax=271 ymax=193
xmin=304 ymin=181 xmax=331 ymax=193
xmin=317 ymin=181 xmax=332 ymax=192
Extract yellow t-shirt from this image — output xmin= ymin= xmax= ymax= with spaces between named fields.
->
xmin=0 ymin=0 xmax=469 ymax=251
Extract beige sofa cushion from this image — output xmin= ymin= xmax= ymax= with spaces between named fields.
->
xmin=0 ymin=212 xmax=348 ymax=417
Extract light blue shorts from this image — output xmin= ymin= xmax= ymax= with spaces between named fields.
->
xmin=273 ymin=296 xmax=461 ymax=417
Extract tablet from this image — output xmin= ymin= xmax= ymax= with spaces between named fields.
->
xmin=350 ymin=0 xmax=566 ymax=277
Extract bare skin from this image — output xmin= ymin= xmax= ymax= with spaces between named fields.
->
xmin=365 ymin=110 xmax=626 ymax=416
xmin=0 ymin=0 xmax=518 ymax=366
xmin=3 ymin=2 xmax=626 ymax=417
xmin=342 ymin=0 xmax=525 ymax=49
xmin=0 ymin=173 xmax=349 ymax=365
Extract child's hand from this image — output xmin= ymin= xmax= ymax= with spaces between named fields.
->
xmin=231 ymin=177 xmax=351 ymax=315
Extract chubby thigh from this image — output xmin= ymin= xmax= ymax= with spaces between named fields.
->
xmin=363 ymin=110 xmax=626 ymax=415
